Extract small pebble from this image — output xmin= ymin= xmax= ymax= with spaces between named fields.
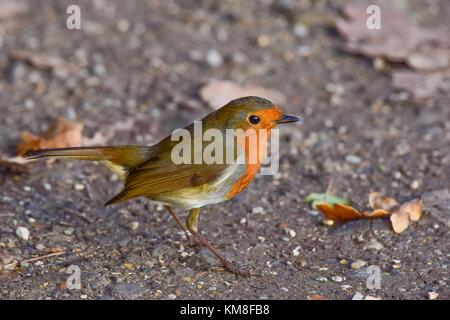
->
xmin=257 ymin=34 xmax=270 ymax=48
xmin=332 ymin=276 xmax=343 ymax=282
xmin=129 ymin=221 xmax=139 ymax=231
xmin=74 ymin=183 xmax=85 ymax=191
xmin=351 ymin=260 xmax=366 ymax=270
xmin=293 ymin=23 xmax=308 ymax=38
xmin=252 ymin=206 xmax=264 ymax=214
xmin=36 ymin=243 xmax=45 ymax=251
xmin=168 ymin=293 xmax=177 ymax=300
xmin=317 ymin=276 xmax=328 ymax=282
xmin=365 ymin=295 xmax=382 ymax=300
xmin=352 ymin=292 xmax=364 ymax=300
xmin=410 ymin=180 xmax=420 ymax=190
xmin=428 ymin=292 xmax=439 ymax=300
xmin=373 ymin=57 xmax=385 ymax=71
xmin=64 ymin=228 xmax=75 ymax=235
xmin=116 ymin=19 xmax=130 ymax=33
xmin=345 ymin=155 xmax=362 ymax=164
xmin=16 ymin=227 xmax=30 ymax=240
xmin=205 ymin=50 xmax=223 ymax=67
xmin=364 ymin=239 xmax=383 ymax=251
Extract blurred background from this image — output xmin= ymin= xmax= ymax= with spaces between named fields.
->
xmin=0 ymin=0 xmax=449 ymax=299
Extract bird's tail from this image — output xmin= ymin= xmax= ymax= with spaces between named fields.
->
xmin=25 ymin=146 xmax=152 ymax=179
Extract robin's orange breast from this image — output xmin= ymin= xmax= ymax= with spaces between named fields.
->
xmin=225 ymin=163 xmax=261 ymax=199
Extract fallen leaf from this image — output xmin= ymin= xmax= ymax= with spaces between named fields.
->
xmin=9 ymin=50 xmax=80 ymax=75
xmin=335 ymin=4 xmax=449 ymax=63
xmin=335 ymin=4 xmax=414 ymax=61
xmin=403 ymin=198 xmax=423 ymax=221
xmin=0 ymin=1 xmax=29 ymax=20
xmin=335 ymin=3 xmax=450 ymax=101
xmin=200 ymin=79 xmax=286 ymax=109
xmin=305 ymin=192 xmax=350 ymax=209
xmin=17 ymin=118 xmax=84 ymax=156
xmin=392 ymin=70 xmax=449 ymax=101
xmin=316 ymin=203 xmax=389 ymax=222
xmin=390 ymin=209 xmax=410 ymax=233
xmin=368 ymin=192 xmax=398 ymax=211
xmin=309 ymin=294 xmax=327 ymax=300
xmin=390 ymin=198 xmax=423 ymax=233
xmin=407 ymin=46 xmax=450 ymax=71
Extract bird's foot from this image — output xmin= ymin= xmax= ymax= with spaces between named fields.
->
xmin=219 ymin=260 xmax=259 ymax=277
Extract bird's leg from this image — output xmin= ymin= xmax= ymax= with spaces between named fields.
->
xmin=164 ymin=206 xmax=191 ymax=241
xmin=186 ymin=208 xmax=250 ymax=276
xmin=164 ymin=206 xmax=203 ymax=247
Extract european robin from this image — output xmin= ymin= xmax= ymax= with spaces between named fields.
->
xmin=26 ymin=96 xmax=300 ymax=275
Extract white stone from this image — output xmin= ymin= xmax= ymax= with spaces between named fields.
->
xmin=16 ymin=227 xmax=30 ymax=240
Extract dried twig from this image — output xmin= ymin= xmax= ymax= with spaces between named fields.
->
xmin=20 ymin=251 xmax=65 ymax=263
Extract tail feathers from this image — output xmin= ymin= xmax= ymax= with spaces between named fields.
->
xmin=26 ymin=146 xmax=152 ymax=178
xmin=104 ymin=188 xmax=131 ymax=206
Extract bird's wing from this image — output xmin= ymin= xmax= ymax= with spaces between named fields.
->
xmin=105 ymin=151 xmax=230 ymax=205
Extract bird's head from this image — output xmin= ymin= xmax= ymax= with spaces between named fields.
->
xmin=208 ymin=96 xmax=301 ymax=132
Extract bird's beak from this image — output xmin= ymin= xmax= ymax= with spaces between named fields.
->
xmin=276 ymin=114 xmax=302 ymax=124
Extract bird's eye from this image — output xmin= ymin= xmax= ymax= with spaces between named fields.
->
xmin=248 ymin=115 xmax=260 ymax=125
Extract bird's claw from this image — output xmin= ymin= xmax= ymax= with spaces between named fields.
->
xmin=220 ymin=261 xmax=258 ymax=277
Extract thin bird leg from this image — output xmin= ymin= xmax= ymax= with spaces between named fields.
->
xmin=186 ymin=208 xmax=250 ymax=276
xmin=164 ymin=206 xmax=191 ymax=241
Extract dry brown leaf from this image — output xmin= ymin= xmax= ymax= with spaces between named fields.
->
xmin=335 ymin=5 xmax=413 ymax=61
xmin=390 ymin=198 xmax=423 ymax=233
xmin=0 ymin=1 xmax=29 ymax=20
xmin=407 ymin=46 xmax=450 ymax=71
xmin=369 ymin=192 xmax=399 ymax=211
xmin=309 ymin=294 xmax=327 ymax=300
xmin=335 ymin=3 xmax=450 ymax=101
xmin=200 ymin=79 xmax=286 ymax=109
xmin=17 ymin=118 xmax=84 ymax=156
xmin=315 ymin=190 xmax=423 ymax=233
xmin=316 ymin=203 xmax=390 ymax=222
xmin=400 ymin=198 xmax=423 ymax=222
xmin=335 ymin=4 xmax=449 ymax=63
xmin=9 ymin=50 xmax=80 ymax=75
xmin=392 ymin=70 xmax=449 ymax=101
xmin=390 ymin=210 xmax=410 ymax=233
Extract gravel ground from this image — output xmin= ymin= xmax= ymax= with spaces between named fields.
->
xmin=0 ymin=0 xmax=449 ymax=299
